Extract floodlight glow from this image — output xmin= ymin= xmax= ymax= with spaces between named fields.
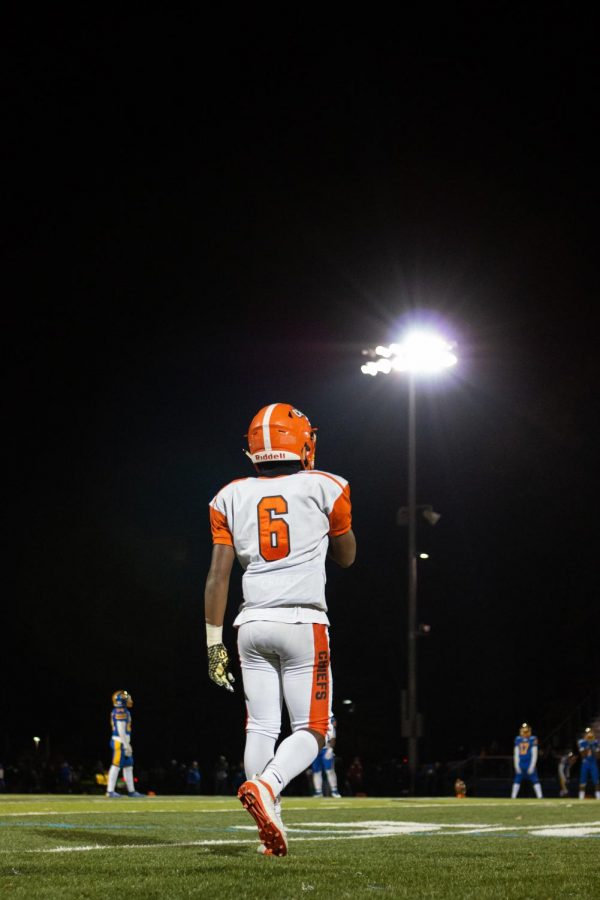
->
xmin=361 ymin=331 xmax=457 ymax=376
xmin=419 ymin=552 xmax=429 ymax=559
xmin=361 ymin=362 xmax=378 ymax=376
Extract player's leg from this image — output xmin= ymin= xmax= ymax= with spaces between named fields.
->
xmin=579 ymin=759 xmax=589 ymax=799
xmin=106 ymin=740 xmax=122 ymax=795
xmin=558 ymin=765 xmax=568 ymax=797
xmin=324 ymin=751 xmax=341 ymax=797
xmin=511 ymin=769 xmax=523 ymax=798
xmin=122 ymin=750 xmax=144 ymax=796
xmin=529 ymin=771 xmax=543 ymax=799
xmin=237 ymin=622 xmax=283 ymax=779
xmin=237 ymin=621 xmax=288 ymax=856
xmin=123 ymin=766 xmax=135 ymax=792
xmin=258 ymin=622 xmax=328 ymax=798
xmin=311 ymin=753 xmax=324 ymax=797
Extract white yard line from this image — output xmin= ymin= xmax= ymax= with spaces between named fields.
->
xmin=2 ymin=820 xmax=600 ymax=853
xmin=0 ymin=799 xmax=578 ymax=818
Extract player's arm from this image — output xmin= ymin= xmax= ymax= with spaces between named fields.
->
xmin=116 ymin=715 xmax=132 ymax=755
xmin=328 ymin=530 xmax=356 ymax=567
xmin=205 ymin=543 xmax=235 ymax=627
xmin=528 ymin=742 xmax=538 ymax=774
xmin=204 ymin=543 xmax=236 ymax=692
xmin=513 ymin=743 xmax=520 ymax=771
xmin=327 ymin=483 xmax=356 ymax=567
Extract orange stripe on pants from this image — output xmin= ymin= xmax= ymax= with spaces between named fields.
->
xmin=308 ymin=623 xmax=330 ymax=736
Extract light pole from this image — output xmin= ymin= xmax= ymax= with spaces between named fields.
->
xmin=361 ymin=331 xmax=457 ymax=794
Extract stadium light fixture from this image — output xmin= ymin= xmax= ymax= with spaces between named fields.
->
xmin=360 ymin=327 xmax=457 ymax=796
xmin=361 ymin=332 xmax=457 ymax=377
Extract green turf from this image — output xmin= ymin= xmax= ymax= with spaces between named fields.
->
xmin=1 ymin=795 xmax=599 ymax=898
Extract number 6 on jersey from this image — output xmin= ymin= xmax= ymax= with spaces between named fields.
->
xmin=258 ymin=495 xmax=290 ymax=561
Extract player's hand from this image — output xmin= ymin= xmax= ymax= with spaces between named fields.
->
xmin=324 ymin=746 xmax=334 ymax=761
xmin=124 ymin=743 xmax=133 ymax=757
xmin=208 ymin=643 xmax=235 ymax=692
xmin=527 ymin=767 xmax=534 ymax=775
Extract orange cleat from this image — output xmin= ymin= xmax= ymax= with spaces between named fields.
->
xmin=238 ymin=777 xmax=288 ymax=857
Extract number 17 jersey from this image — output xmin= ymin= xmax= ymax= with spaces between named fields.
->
xmin=209 ymin=470 xmax=352 ymax=626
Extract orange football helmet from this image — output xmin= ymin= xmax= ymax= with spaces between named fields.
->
xmin=246 ymin=403 xmax=317 ymax=469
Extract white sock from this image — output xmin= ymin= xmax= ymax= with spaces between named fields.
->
xmin=123 ymin=767 xmax=135 ymax=792
xmin=578 ymin=790 xmax=585 ymax=800
xmin=107 ymin=765 xmax=120 ymax=793
xmin=534 ymin=783 xmax=543 ymax=799
xmin=244 ymin=732 xmax=276 ymax=780
xmin=596 ymin=791 xmax=600 ymax=800
xmin=260 ymin=730 xmax=320 ymax=798
xmin=511 ymin=783 xmax=520 ymax=799
xmin=326 ymin=769 xmax=339 ymax=793
xmin=312 ymin=770 xmax=323 ymax=794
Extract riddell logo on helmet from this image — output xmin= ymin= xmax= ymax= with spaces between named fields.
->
xmin=254 ymin=451 xmax=287 ymax=461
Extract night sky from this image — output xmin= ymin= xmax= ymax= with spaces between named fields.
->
xmin=4 ymin=12 xmax=599 ymax=773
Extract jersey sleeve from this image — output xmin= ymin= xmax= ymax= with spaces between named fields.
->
xmin=328 ymin=483 xmax=352 ymax=537
xmin=209 ymin=505 xmax=233 ymax=546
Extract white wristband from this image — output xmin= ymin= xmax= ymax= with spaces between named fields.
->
xmin=206 ymin=624 xmax=223 ymax=647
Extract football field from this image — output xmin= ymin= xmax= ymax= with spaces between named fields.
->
xmin=1 ymin=794 xmax=599 ymax=899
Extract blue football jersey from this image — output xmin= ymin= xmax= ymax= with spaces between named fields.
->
xmin=514 ymin=734 xmax=537 ymax=764
xmin=578 ymin=738 xmax=599 ymax=757
xmin=111 ymin=707 xmax=132 ymax=740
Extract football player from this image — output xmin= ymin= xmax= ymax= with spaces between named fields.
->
xmin=106 ymin=690 xmax=145 ymax=798
xmin=577 ymin=726 xmax=600 ymax=800
xmin=558 ymin=749 xmax=574 ymax=798
xmin=511 ymin=723 xmax=543 ymax=799
xmin=311 ymin=714 xmax=341 ymax=797
xmin=204 ymin=403 xmax=356 ymax=856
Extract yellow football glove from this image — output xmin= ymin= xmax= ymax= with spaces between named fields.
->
xmin=207 ymin=643 xmax=235 ymax=692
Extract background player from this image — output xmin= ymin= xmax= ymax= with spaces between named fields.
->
xmin=106 ymin=690 xmax=145 ymax=798
xmin=204 ymin=403 xmax=356 ymax=856
xmin=577 ymin=726 xmax=600 ymax=800
xmin=558 ymin=749 xmax=574 ymax=797
xmin=311 ymin=714 xmax=341 ymax=797
xmin=511 ymin=722 xmax=543 ymax=799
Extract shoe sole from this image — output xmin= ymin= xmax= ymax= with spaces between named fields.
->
xmin=238 ymin=783 xmax=287 ymax=857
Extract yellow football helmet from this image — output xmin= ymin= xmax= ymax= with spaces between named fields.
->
xmin=583 ymin=727 xmax=596 ymax=740
xmin=519 ymin=723 xmax=532 ymax=737
xmin=112 ymin=690 xmax=133 ymax=709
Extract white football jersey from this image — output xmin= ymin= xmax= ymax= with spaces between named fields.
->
xmin=209 ymin=469 xmax=352 ymax=626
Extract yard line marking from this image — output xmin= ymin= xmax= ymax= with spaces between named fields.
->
xmin=3 ymin=820 xmax=600 ymax=853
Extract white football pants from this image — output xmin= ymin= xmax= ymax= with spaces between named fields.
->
xmin=238 ymin=620 xmax=332 ymax=776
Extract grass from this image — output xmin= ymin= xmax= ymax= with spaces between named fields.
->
xmin=1 ymin=794 xmax=599 ymax=898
